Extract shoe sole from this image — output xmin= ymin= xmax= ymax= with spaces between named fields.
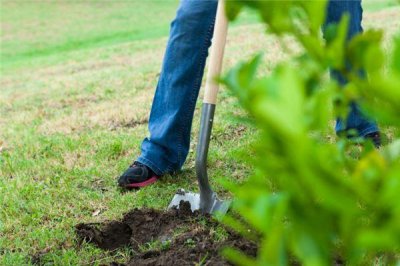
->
xmin=123 ymin=176 xmax=159 ymax=188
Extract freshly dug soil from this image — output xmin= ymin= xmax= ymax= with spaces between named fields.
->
xmin=76 ymin=201 xmax=257 ymax=265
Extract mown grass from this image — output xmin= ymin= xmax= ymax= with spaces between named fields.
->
xmin=1 ymin=1 xmax=399 ymax=265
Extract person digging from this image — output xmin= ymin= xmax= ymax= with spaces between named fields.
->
xmin=117 ymin=0 xmax=381 ymax=189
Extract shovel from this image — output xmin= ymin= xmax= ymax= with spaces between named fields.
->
xmin=168 ymin=0 xmax=230 ymax=215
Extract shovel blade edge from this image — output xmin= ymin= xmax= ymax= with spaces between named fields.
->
xmin=168 ymin=189 xmax=230 ymax=215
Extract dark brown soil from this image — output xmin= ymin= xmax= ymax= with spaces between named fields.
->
xmin=75 ymin=201 xmax=257 ymax=266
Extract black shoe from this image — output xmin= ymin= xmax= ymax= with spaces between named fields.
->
xmin=118 ymin=162 xmax=159 ymax=188
xmin=365 ymin=131 xmax=381 ymax=148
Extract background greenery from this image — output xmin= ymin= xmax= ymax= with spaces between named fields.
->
xmin=1 ymin=0 xmax=399 ymax=265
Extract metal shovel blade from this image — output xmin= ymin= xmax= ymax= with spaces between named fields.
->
xmin=168 ymin=189 xmax=230 ymax=215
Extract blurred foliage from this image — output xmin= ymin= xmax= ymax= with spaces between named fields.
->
xmin=221 ymin=1 xmax=400 ymax=265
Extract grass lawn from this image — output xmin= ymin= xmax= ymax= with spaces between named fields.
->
xmin=1 ymin=1 xmax=399 ymax=265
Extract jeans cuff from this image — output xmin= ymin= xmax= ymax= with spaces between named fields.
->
xmin=336 ymin=124 xmax=379 ymax=138
xmin=358 ymin=125 xmax=380 ymax=137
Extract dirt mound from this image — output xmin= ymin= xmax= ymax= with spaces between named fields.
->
xmin=76 ymin=201 xmax=257 ymax=265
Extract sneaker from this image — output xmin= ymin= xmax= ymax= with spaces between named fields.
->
xmin=365 ymin=131 xmax=381 ymax=148
xmin=118 ymin=162 xmax=159 ymax=188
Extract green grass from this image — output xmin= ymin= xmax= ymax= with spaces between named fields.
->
xmin=0 ymin=0 xmax=260 ymax=73
xmin=1 ymin=1 xmax=179 ymax=68
xmin=1 ymin=1 xmax=399 ymax=265
xmin=363 ymin=0 xmax=399 ymax=11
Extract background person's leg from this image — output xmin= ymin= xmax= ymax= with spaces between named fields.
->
xmin=325 ymin=0 xmax=379 ymax=138
xmin=137 ymin=0 xmax=218 ymax=175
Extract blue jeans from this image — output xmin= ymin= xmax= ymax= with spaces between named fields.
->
xmin=137 ymin=0 xmax=378 ymax=175
xmin=325 ymin=0 xmax=379 ymax=137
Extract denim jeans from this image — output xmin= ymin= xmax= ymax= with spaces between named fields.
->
xmin=137 ymin=0 xmax=378 ymax=175
xmin=325 ymin=0 xmax=379 ymax=137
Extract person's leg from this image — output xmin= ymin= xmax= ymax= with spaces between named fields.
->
xmin=325 ymin=0 xmax=379 ymax=138
xmin=136 ymin=0 xmax=218 ymax=176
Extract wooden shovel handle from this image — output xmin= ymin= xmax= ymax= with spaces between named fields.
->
xmin=203 ymin=0 xmax=228 ymax=105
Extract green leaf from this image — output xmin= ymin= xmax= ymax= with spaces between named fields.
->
xmin=221 ymin=247 xmax=258 ymax=266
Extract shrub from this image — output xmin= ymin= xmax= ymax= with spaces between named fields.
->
xmin=221 ymin=1 xmax=400 ymax=265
